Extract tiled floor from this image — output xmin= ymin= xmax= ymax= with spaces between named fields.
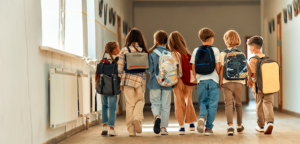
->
xmin=59 ymin=101 xmax=300 ymax=144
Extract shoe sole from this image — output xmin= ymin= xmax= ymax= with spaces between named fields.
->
xmin=132 ymin=119 xmax=142 ymax=134
xmin=227 ymin=131 xmax=234 ymax=135
xmin=109 ymin=134 xmax=117 ymax=136
xmin=255 ymin=129 xmax=264 ymax=133
xmin=179 ymin=132 xmax=185 ymax=135
xmin=154 ymin=118 xmax=161 ymax=134
xmin=197 ymin=120 xmax=204 ymax=133
xmin=237 ymin=129 xmax=244 ymax=133
xmin=264 ymin=125 xmax=273 ymax=134
xmin=190 ymin=127 xmax=195 ymax=131
xmin=161 ymin=133 xmax=168 ymax=135
xmin=101 ymin=131 xmax=108 ymax=135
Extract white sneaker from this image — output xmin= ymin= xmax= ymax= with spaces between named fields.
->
xmin=161 ymin=128 xmax=168 ymax=135
xmin=255 ymin=126 xmax=264 ymax=132
xmin=264 ymin=123 xmax=273 ymax=134
xmin=129 ymin=132 xmax=136 ymax=137
xmin=109 ymin=130 xmax=118 ymax=136
xmin=101 ymin=126 xmax=108 ymax=135
xmin=132 ymin=118 xmax=142 ymax=134
xmin=197 ymin=118 xmax=205 ymax=133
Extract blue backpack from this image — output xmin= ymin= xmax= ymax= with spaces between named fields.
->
xmin=195 ymin=45 xmax=216 ymax=75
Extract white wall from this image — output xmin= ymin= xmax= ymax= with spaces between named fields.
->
xmin=0 ymin=0 xmax=132 ymax=144
xmin=261 ymin=0 xmax=300 ymax=113
xmin=134 ymin=1 xmax=261 ymax=103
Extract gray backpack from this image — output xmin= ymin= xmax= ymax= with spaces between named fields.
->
xmin=251 ymin=55 xmax=280 ymax=94
xmin=124 ymin=46 xmax=149 ymax=73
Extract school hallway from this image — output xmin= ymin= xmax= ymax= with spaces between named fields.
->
xmin=57 ymin=102 xmax=300 ymax=144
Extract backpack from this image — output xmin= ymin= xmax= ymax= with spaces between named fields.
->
xmin=195 ymin=45 xmax=216 ymax=75
xmin=176 ymin=50 xmax=197 ymax=86
xmin=222 ymin=48 xmax=248 ymax=80
xmin=251 ymin=55 xmax=280 ymax=94
xmin=124 ymin=46 xmax=148 ymax=73
xmin=153 ymin=49 xmax=178 ymax=87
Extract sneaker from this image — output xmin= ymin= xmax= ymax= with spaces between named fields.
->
xmin=237 ymin=125 xmax=245 ymax=133
xmin=255 ymin=126 xmax=264 ymax=132
xmin=197 ymin=118 xmax=205 ymax=133
xmin=153 ymin=117 xmax=161 ymax=134
xmin=129 ymin=132 xmax=136 ymax=137
xmin=109 ymin=130 xmax=118 ymax=136
xmin=101 ymin=126 xmax=108 ymax=135
xmin=264 ymin=123 xmax=273 ymax=134
xmin=132 ymin=118 xmax=142 ymax=134
xmin=189 ymin=123 xmax=195 ymax=131
xmin=227 ymin=126 xmax=234 ymax=135
xmin=205 ymin=128 xmax=213 ymax=136
xmin=179 ymin=127 xmax=185 ymax=135
xmin=161 ymin=128 xmax=168 ymax=135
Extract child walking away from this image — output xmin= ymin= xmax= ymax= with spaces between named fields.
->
xmin=148 ymin=30 xmax=177 ymax=135
xmin=168 ymin=31 xmax=197 ymax=135
xmin=118 ymin=28 xmax=148 ymax=137
xmin=190 ymin=28 xmax=220 ymax=136
xmin=95 ymin=41 xmax=120 ymax=136
xmin=248 ymin=36 xmax=279 ymax=134
xmin=219 ymin=30 xmax=252 ymax=136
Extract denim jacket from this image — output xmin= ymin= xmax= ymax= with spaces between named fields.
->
xmin=147 ymin=46 xmax=173 ymax=90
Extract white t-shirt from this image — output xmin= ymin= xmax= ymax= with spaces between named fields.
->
xmin=190 ymin=46 xmax=220 ymax=84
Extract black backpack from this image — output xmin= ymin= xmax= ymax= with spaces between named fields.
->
xmin=195 ymin=45 xmax=216 ymax=75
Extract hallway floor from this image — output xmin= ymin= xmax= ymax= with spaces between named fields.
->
xmin=59 ymin=101 xmax=300 ymax=144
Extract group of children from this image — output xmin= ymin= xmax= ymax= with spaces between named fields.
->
xmin=96 ymin=28 xmax=275 ymax=137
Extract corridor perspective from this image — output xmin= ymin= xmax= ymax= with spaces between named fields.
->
xmin=1 ymin=0 xmax=300 ymax=144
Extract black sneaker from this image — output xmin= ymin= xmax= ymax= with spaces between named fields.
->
xmin=227 ymin=127 xmax=234 ymax=135
xmin=237 ymin=126 xmax=245 ymax=133
xmin=153 ymin=118 xmax=161 ymax=134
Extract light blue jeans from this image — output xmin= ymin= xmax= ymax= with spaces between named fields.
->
xmin=101 ymin=95 xmax=118 ymax=127
xmin=198 ymin=79 xmax=219 ymax=130
xmin=150 ymin=89 xmax=171 ymax=128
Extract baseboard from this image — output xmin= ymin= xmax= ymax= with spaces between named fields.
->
xmin=42 ymin=120 xmax=99 ymax=144
xmin=145 ymin=102 xmax=246 ymax=106
xmin=282 ymin=109 xmax=300 ymax=118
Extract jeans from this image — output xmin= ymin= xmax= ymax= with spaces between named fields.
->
xmin=150 ymin=89 xmax=171 ymax=128
xmin=101 ymin=95 xmax=118 ymax=127
xmin=198 ymin=79 xmax=219 ymax=130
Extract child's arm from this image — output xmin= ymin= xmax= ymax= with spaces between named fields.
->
xmin=117 ymin=49 xmax=125 ymax=77
xmin=247 ymin=64 xmax=253 ymax=87
xmin=147 ymin=55 xmax=154 ymax=73
xmin=216 ymin=62 xmax=221 ymax=75
xmin=192 ymin=64 xmax=196 ymax=77
xmin=219 ymin=65 xmax=224 ymax=90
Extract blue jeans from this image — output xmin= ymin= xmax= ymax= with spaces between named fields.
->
xmin=198 ymin=79 xmax=219 ymax=130
xmin=150 ymin=89 xmax=171 ymax=128
xmin=101 ymin=95 xmax=118 ymax=127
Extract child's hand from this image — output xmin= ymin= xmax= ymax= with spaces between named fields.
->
xmin=247 ymin=78 xmax=253 ymax=87
xmin=219 ymin=80 xmax=222 ymax=90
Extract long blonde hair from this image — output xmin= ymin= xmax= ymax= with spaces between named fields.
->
xmin=168 ymin=31 xmax=191 ymax=57
xmin=148 ymin=30 xmax=169 ymax=54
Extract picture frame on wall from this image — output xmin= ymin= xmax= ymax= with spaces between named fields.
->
xmin=99 ymin=0 xmax=103 ymax=17
xmin=283 ymin=8 xmax=288 ymax=23
xmin=272 ymin=19 xmax=275 ymax=31
xmin=293 ymin=0 xmax=298 ymax=17
xmin=288 ymin=4 xmax=293 ymax=20
xmin=298 ymin=0 xmax=300 ymax=13
xmin=104 ymin=3 xmax=108 ymax=25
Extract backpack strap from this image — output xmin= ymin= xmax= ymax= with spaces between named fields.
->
xmin=126 ymin=46 xmax=131 ymax=53
xmin=221 ymin=49 xmax=230 ymax=53
xmin=153 ymin=49 xmax=162 ymax=56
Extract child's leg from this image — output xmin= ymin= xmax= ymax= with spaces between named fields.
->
xmin=184 ymin=85 xmax=197 ymax=124
xmin=150 ymin=89 xmax=162 ymax=118
xmin=101 ymin=95 xmax=109 ymax=125
xmin=263 ymin=93 xmax=274 ymax=124
xmin=160 ymin=90 xmax=172 ymax=128
xmin=173 ymin=78 xmax=186 ymax=126
xmin=124 ymin=86 xmax=136 ymax=133
xmin=233 ymin=83 xmax=243 ymax=125
xmin=132 ymin=86 xmax=145 ymax=122
xmin=206 ymin=80 xmax=219 ymax=130
xmin=254 ymin=92 xmax=265 ymax=127
xmin=222 ymin=83 xmax=234 ymax=125
xmin=107 ymin=95 xmax=118 ymax=129
xmin=198 ymin=81 xmax=209 ymax=120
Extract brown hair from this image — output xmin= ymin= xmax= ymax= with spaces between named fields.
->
xmin=102 ymin=41 xmax=118 ymax=63
xmin=124 ymin=28 xmax=148 ymax=53
xmin=148 ymin=30 xmax=169 ymax=54
xmin=247 ymin=36 xmax=263 ymax=49
xmin=223 ymin=30 xmax=241 ymax=48
xmin=199 ymin=28 xmax=215 ymax=42
xmin=168 ymin=31 xmax=191 ymax=57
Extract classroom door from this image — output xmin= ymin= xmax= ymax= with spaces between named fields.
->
xmin=277 ymin=13 xmax=283 ymax=112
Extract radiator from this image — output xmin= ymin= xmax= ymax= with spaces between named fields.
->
xmin=50 ymin=69 xmax=78 ymax=128
xmin=78 ymin=74 xmax=91 ymax=117
xmin=92 ymin=75 xmax=102 ymax=113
